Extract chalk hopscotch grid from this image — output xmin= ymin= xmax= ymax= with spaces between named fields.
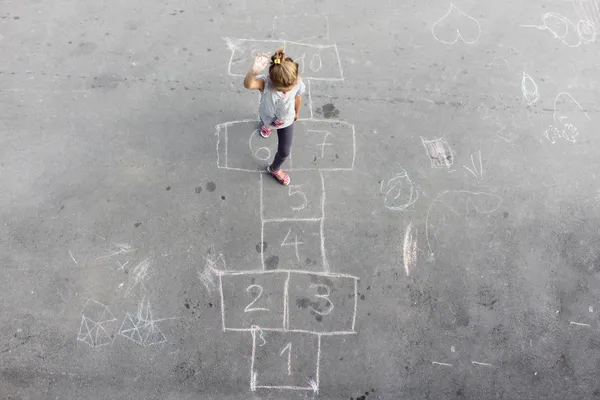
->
xmin=250 ymin=327 xmax=322 ymax=392
xmin=219 ymin=270 xmax=358 ymax=335
xmin=225 ymin=38 xmax=344 ymax=81
xmin=218 ymin=28 xmax=359 ymax=393
xmin=215 ymin=119 xmax=356 ymax=172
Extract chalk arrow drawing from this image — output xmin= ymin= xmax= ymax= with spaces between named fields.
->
xmin=432 ymin=3 xmax=482 ymax=45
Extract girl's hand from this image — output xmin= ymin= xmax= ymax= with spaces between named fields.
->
xmin=294 ymin=111 xmax=299 ymax=121
xmin=252 ymin=53 xmax=270 ymax=73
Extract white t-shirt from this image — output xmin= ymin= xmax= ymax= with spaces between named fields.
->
xmin=256 ymin=74 xmax=306 ymax=129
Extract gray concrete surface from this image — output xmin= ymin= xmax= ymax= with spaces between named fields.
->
xmin=2 ymin=0 xmax=600 ymax=398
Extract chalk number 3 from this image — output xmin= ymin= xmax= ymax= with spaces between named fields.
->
xmin=309 ymin=284 xmax=334 ymax=316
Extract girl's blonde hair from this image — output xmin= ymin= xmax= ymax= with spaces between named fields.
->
xmin=269 ymin=48 xmax=298 ymax=88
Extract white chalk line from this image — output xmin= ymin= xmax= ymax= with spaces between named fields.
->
xmin=283 ymin=271 xmax=290 ymax=329
xmin=471 ymin=361 xmax=493 ymax=367
xmin=264 ymin=217 xmax=323 ymax=223
xmin=308 ymin=79 xmax=314 ymax=119
xmin=403 ymin=223 xmax=417 ymax=277
xmin=224 ymin=327 xmax=356 ymax=335
xmin=570 ymin=321 xmax=591 ymax=327
xmin=351 ymin=278 xmax=358 ymax=331
xmin=315 ymin=333 xmax=322 ymax=390
xmin=260 ymin=173 xmax=265 ymax=270
xmin=218 ymin=268 xmax=359 ymax=280
xmin=319 ymin=170 xmax=330 ymax=272
xmin=219 ymin=274 xmax=226 ymax=332
xmin=68 ymin=249 xmax=78 ymax=265
xmin=432 ymin=361 xmax=453 ymax=367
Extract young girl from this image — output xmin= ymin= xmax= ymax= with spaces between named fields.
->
xmin=243 ymin=48 xmax=305 ymax=186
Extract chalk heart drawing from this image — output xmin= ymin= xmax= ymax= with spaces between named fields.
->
xmin=380 ymin=168 xmax=419 ymax=211
xmin=432 ymin=3 xmax=481 ymax=45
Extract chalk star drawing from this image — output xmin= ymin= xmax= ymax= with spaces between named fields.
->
xmin=77 ymin=300 xmax=118 ymax=347
xmin=432 ymin=3 xmax=482 ymax=45
xmin=119 ymin=298 xmax=168 ymax=346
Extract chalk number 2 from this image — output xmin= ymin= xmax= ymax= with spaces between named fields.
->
xmin=244 ymin=284 xmax=268 ymax=312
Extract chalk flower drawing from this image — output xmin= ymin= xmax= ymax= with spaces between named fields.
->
xmin=380 ymin=167 xmax=419 ymax=211
xmin=521 ymin=72 xmax=539 ymax=104
xmin=77 ymin=300 xmax=118 ymax=347
xmin=432 ymin=3 xmax=482 ymax=45
xmin=544 ymin=92 xmax=591 ymax=144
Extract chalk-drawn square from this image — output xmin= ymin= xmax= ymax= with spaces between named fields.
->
xmin=272 ymin=15 xmax=329 ymax=44
xmin=261 ymin=171 xmax=324 ymax=222
xmin=262 ymin=221 xmax=323 ymax=272
xmin=421 ymin=137 xmax=454 ymax=168
xmin=288 ymin=120 xmax=355 ymax=171
xmin=220 ymin=272 xmax=287 ymax=331
xmin=226 ymin=39 xmax=343 ymax=81
xmin=287 ymin=272 xmax=357 ymax=334
xmin=251 ymin=329 xmax=320 ymax=391
xmin=216 ymin=119 xmax=290 ymax=172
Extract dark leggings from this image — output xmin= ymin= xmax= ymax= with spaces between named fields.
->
xmin=270 ymin=123 xmax=294 ymax=171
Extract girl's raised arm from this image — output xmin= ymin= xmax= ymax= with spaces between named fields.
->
xmin=243 ymin=53 xmax=269 ymax=90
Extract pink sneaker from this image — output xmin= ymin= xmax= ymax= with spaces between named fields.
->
xmin=260 ymin=125 xmax=272 ymax=138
